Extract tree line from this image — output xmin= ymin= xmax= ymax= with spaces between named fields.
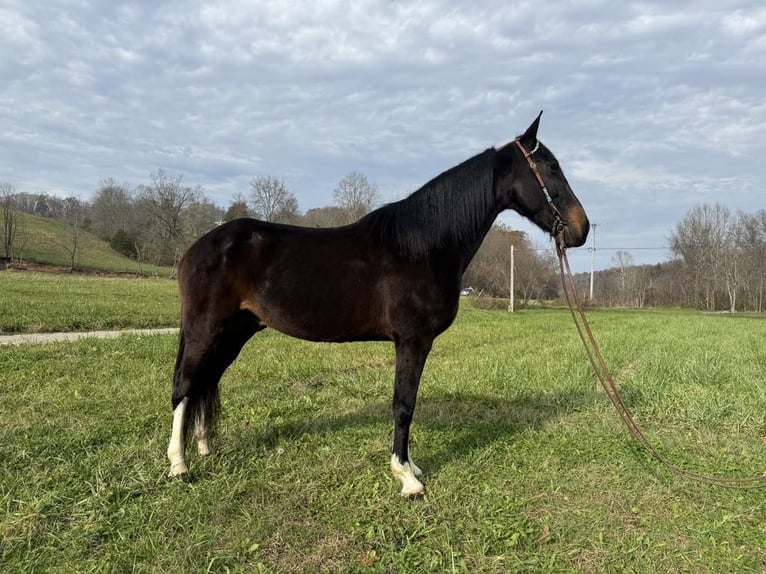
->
xmin=575 ymin=204 xmax=766 ymax=312
xmin=1 ymin=171 xmax=557 ymax=299
xmin=0 ymin=170 xmax=380 ymax=269
xmin=1 ymin=170 xmax=565 ymax=302
xmin=2 ymin=173 xmax=763 ymax=313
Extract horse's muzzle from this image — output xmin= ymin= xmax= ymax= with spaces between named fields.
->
xmin=562 ymin=206 xmax=590 ymax=248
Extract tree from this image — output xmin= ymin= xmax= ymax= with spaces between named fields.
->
xmin=249 ymin=176 xmax=299 ymax=223
xmin=462 ymin=224 xmax=557 ymax=303
xmin=109 ymin=229 xmax=137 ymax=258
xmin=60 ymin=196 xmax=86 ymax=271
xmin=184 ymin=199 xmax=223 ymax=243
xmin=669 ymin=203 xmax=733 ymax=310
xmin=722 ymin=212 xmax=744 ymax=313
xmin=1 ymin=183 xmax=19 ymax=261
xmin=89 ymin=178 xmax=134 ymax=241
xmin=333 ymin=172 xmax=379 ymax=223
xmin=303 ymin=206 xmax=347 ymax=228
xmin=739 ymin=210 xmax=766 ymax=312
xmin=14 ymin=192 xmax=37 ymax=215
xmin=668 ymin=203 xmax=755 ymax=312
xmin=135 ymin=170 xmax=201 ymax=267
xmin=224 ymin=193 xmax=250 ymax=222
xmin=611 ymin=250 xmax=651 ymax=308
xmin=516 ymin=243 xmax=558 ymax=302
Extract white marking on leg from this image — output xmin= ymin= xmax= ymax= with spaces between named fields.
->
xmin=391 ymin=454 xmax=425 ymax=498
xmin=194 ymin=415 xmax=210 ymax=456
xmin=167 ymin=397 xmax=189 ymax=476
xmin=408 ymin=450 xmax=422 ymax=478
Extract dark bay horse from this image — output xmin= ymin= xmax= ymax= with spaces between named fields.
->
xmin=167 ymin=113 xmax=589 ymax=497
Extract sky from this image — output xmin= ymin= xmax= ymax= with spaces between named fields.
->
xmin=2 ymin=0 xmax=765 ymax=272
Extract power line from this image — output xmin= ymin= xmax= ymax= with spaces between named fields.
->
xmin=572 ymin=247 xmax=668 ymax=251
xmin=524 ymin=246 xmax=669 ymax=254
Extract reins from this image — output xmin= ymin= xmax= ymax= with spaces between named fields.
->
xmin=556 ymin=244 xmax=766 ymax=489
xmin=514 ymin=137 xmax=766 ymax=489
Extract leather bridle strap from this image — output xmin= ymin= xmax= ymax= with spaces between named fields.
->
xmin=513 ymin=139 xmax=567 ymax=241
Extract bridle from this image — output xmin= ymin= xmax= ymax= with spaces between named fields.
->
xmin=513 ymin=137 xmax=766 ymax=489
xmin=512 ymin=138 xmax=567 ymax=244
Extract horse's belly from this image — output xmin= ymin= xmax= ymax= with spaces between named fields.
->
xmin=242 ymin=287 xmax=387 ymax=343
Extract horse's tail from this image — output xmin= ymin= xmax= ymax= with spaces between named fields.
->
xmin=172 ymin=326 xmax=186 ymax=392
xmin=172 ymin=325 xmax=220 ymax=446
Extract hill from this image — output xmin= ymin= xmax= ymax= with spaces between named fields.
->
xmin=6 ymin=211 xmax=171 ymax=275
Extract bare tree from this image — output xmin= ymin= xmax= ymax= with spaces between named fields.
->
xmin=135 ymin=170 xmax=201 ymax=267
xmin=723 ymin=212 xmax=744 ymax=313
xmin=249 ymin=176 xmax=299 ymax=223
xmin=516 ymin=242 xmax=558 ymax=302
xmin=1 ymin=183 xmax=19 ymax=261
xmin=184 ymin=199 xmax=224 ymax=243
xmin=303 ymin=206 xmax=347 ymax=228
xmin=333 ymin=172 xmax=379 ymax=223
xmin=462 ymin=224 xmax=556 ymax=303
xmin=14 ymin=192 xmax=37 ymax=214
xmin=463 ymin=224 xmax=519 ymax=296
xmin=650 ymin=260 xmax=684 ymax=307
xmin=60 ymin=196 xmax=86 ymax=271
xmin=670 ymin=203 xmax=732 ymax=310
xmin=611 ymin=250 xmax=651 ymax=308
xmin=740 ymin=210 xmax=766 ymax=312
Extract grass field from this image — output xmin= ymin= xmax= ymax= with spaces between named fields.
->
xmin=0 ymin=271 xmax=179 ymax=333
xmin=1 ymin=301 xmax=765 ymax=572
xmin=11 ymin=211 xmax=171 ymax=276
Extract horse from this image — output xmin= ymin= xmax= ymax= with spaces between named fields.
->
xmin=166 ymin=112 xmax=589 ymax=497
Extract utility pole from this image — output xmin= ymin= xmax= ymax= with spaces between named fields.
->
xmin=508 ymin=244 xmax=515 ymax=312
xmin=589 ymin=223 xmax=597 ymax=302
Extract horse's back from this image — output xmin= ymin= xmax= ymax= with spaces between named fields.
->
xmin=178 ymin=218 xmax=388 ymax=341
xmin=178 ymin=217 xmax=461 ymax=343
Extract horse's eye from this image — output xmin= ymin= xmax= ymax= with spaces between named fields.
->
xmin=550 ymin=162 xmax=560 ymax=173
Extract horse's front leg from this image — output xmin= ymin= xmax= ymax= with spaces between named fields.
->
xmin=390 ymin=337 xmax=432 ymax=498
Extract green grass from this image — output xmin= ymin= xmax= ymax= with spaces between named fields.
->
xmin=0 ymin=271 xmax=179 ymax=333
xmin=12 ymin=211 xmax=171 ymax=275
xmin=1 ymin=306 xmax=765 ymax=572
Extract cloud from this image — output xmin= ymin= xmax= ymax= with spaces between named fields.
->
xmin=721 ymin=7 xmax=766 ymax=36
xmin=1 ymin=0 xmax=766 ymax=272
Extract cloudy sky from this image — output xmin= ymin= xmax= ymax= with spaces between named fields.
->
xmin=2 ymin=1 xmax=765 ymax=272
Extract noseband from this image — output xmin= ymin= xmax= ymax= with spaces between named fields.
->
xmin=512 ymin=139 xmax=567 ymax=245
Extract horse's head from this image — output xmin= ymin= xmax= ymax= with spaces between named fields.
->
xmin=495 ymin=112 xmax=589 ymax=248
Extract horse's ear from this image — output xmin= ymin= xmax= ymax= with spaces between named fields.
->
xmin=520 ymin=110 xmax=543 ymax=145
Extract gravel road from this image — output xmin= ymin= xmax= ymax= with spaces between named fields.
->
xmin=0 ymin=328 xmax=178 ymax=346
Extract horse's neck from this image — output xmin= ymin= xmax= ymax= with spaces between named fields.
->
xmin=456 ymin=204 xmax=503 ymax=274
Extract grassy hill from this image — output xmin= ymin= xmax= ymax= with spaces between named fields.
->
xmin=7 ymin=212 xmax=171 ymax=276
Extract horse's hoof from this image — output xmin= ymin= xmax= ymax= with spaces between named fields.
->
xmin=168 ymin=463 xmax=189 ymax=478
xmin=400 ymin=484 xmax=425 ymax=499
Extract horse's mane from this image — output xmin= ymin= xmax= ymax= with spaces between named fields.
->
xmin=363 ymin=148 xmax=497 ymax=259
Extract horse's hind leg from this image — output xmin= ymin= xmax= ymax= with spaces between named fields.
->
xmin=167 ymin=395 xmax=189 ymax=476
xmin=167 ymin=327 xmax=192 ymax=476
xmin=194 ymin=413 xmax=212 ymax=456
xmin=167 ymin=311 xmax=263 ymax=477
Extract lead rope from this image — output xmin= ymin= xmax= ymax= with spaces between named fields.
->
xmin=555 ymin=240 xmax=766 ymax=489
